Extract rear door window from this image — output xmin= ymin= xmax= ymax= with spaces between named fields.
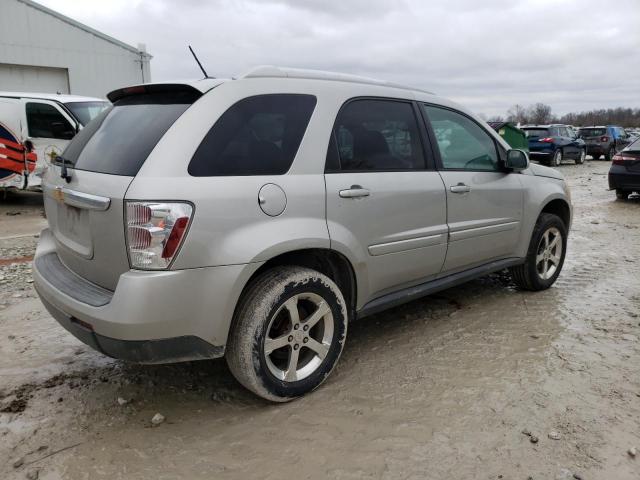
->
xmin=327 ymin=99 xmax=426 ymax=171
xmin=188 ymin=94 xmax=317 ymax=176
xmin=62 ymin=91 xmax=197 ymax=176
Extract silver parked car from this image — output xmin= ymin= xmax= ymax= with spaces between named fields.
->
xmin=33 ymin=66 xmax=572 ymax=401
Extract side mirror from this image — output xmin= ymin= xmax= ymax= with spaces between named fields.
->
xmin=505 ymin=149 xmax=529 ymax=171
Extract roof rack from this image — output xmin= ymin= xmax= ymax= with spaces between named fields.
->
xmin=240 ymin=65 xmax=434 ymax=94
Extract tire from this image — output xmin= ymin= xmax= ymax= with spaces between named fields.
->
xmin=226 ymin=266 xmax=348 ymax=402
xmin=604 ymin=146 xmax=615 ymax=161
xmin=591 ymin=153 xmax=600 ymax=160
xmin=510 ymin=213 xmax=567 ymax=291
xmin=576 ymin=149 xmax=585 ymax=164
xmin=616 ymin=189 xmax=629 ymax=200
xmin=552 ymin=149 xmax=562 ymax=167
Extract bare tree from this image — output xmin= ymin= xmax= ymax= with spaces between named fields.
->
xmin=528 ymin=103 xmax=553 ymax=124
xmin=506 ymin=104 xmax=528 ymax=124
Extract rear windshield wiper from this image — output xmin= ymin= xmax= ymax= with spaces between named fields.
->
xmin=57 ymin=155 xmax=73 ymax=183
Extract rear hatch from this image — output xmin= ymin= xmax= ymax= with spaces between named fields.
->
xmin=578 ymin=127 xmax=607 ymax=145
xmin=522 ymin=128 xmax=551 ymax=152
xmin=43 ymin=86 xmax=202 ymax=290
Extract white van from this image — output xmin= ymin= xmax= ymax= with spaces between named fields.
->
xmin=0 ymin=92 xmax=108 ymax=191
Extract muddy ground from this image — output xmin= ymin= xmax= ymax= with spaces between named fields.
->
xmin=0 ymin=161 xmax=638 ymax=480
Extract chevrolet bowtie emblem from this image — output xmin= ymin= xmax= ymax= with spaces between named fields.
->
xmin=52 ymin=186 xmax=65 ymax=203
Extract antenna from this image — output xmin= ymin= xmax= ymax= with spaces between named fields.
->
xmin=188 ymin=45 xmax=212 ymax=79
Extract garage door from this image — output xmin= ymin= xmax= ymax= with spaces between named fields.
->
xmin=0 ymin=63 xmax=70 ymax=94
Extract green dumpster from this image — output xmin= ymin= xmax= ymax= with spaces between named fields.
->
xmin=488 ymin=122 xmax=529 ymax=152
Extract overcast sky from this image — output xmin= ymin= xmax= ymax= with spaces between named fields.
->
xmin=37 ymin=0 xmax=640 ymax=117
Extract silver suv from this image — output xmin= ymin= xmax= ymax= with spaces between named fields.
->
xmin=33 ymin=66 xmax=572 ymax=401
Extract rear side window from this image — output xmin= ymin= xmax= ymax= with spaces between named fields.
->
xmin=62 ymin=91 xmax=198 ymax=176
xmin=328 ymin=99 xmax=425 ymax=171
xmin=188 ymin=94 xmax=316 ymax=176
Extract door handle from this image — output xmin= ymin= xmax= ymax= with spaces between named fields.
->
xmin=339 ymin=185 xmax=370 ymax=199
xmin=450 ymin=183 xmax=471 ymax=194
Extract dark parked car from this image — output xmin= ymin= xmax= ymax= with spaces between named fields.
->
xmin=609 ymin=137 xmax=640 ymax=200
xmin=522 ymin=125 xmax=586 ymax=166
xmin=578 ymin=125 xmax=631 ymax=160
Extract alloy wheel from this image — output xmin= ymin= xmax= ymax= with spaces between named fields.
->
xmin=263 ymin=292 xmax=334 ymax=382
xmin=536 ymin=227 xmax=563 ymax=280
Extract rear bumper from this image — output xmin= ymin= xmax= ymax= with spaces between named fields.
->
xmin=585 ymin=144 xmax=606 ymax=155
xmin=609 ymin=167 xmax=640 ymax=191
xmin=33 ymin=228 xmax=262 ymax=364
xmin=528 ymin=151 xmax=553 ymax=161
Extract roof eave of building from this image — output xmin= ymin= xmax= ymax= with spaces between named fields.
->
xmin=17 ymin=0 xmax=152 ymax=58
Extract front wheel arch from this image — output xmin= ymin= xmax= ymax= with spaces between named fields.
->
xmin=539 ymin=198 xmax=571 ymax=229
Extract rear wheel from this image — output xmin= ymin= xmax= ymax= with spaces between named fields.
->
xmin=616 ymin=189 xmax=629 ymax=200
xmin=226 ymin=266 xmax=348 ymax=402
xmin=576 ymin=149 xmax=585 ymax=164
xmin=510 ymin=213 xmax=567 ymax=291
xmin=604 ymin=146 xmax=615 ymax=161
xmin=552 ymin=149 xmax=562 ymax=167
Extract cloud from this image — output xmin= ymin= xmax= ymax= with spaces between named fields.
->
xmin=33 ymin=0 xmax=640 ymax=116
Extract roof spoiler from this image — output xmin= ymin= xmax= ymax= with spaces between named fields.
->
xmin=107 ymin=83 xmax=204 ymax=103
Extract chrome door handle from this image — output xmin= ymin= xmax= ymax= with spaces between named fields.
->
xmin=450 ymin=183 xmax=471 ymax=194
xmin=339 ymin=185 xmax=370 ymax=199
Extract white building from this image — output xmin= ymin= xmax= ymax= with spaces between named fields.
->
xmin=0 ymin=0 xmax=151 ymax=98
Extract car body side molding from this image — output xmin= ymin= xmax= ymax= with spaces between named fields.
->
xmin=357 ymin=257 xmax=524 ymax=319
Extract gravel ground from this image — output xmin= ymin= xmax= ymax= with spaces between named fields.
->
xmin=0 ymin=161 xmax=639 ymax=480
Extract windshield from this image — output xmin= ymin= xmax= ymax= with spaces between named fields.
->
xmin=579 ymin=128 xmax=607 ymax=137
xmin=64 ymin=101 xmax=110 ymax=126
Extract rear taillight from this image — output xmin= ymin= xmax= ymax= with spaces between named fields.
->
xmin=125 ymin=202 xmax=193 ymax=270
xmin=539 ymin=137 xmax=554 ymax=143
xmin=612 ymin=154 xmax=634 ymax=165
xmin=600 ymin=136 xmax=609 ymax=142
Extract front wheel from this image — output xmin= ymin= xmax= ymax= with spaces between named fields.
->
xmin=226 ymin=266 xmax=348 ymax=402
xmin=576 ymin=149 xmax=586 ymax=164
xmin=510 ymin=213 xmax=567 ymax=291
xmin=552 ymin=149 xmax=562 ymax=167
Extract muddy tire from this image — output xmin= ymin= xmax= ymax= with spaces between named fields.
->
xmin=226 ymin=266 xmax=348 ymax=402
xmin=510 ymin=213 xmax=567 ymax=291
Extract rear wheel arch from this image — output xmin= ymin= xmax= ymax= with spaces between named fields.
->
xmin=240 ymin=248 xmax=358 ymax=320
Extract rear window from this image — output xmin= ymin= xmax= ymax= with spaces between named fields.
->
xmin=188 ymin=94 xmax=317 ymax=176
xmin=625 ymin=137 xmax=640 ymax=152
xmin=62 ymin=91 xmax=198 ymax=176
xmin=523 ymin=128 xmax=549 ymax=138
xmin=579 ymin=128 xmax=607 ymax=137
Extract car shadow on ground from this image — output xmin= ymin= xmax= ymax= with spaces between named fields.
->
xmin=38 ymin=271 xmax=524 ymax=412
